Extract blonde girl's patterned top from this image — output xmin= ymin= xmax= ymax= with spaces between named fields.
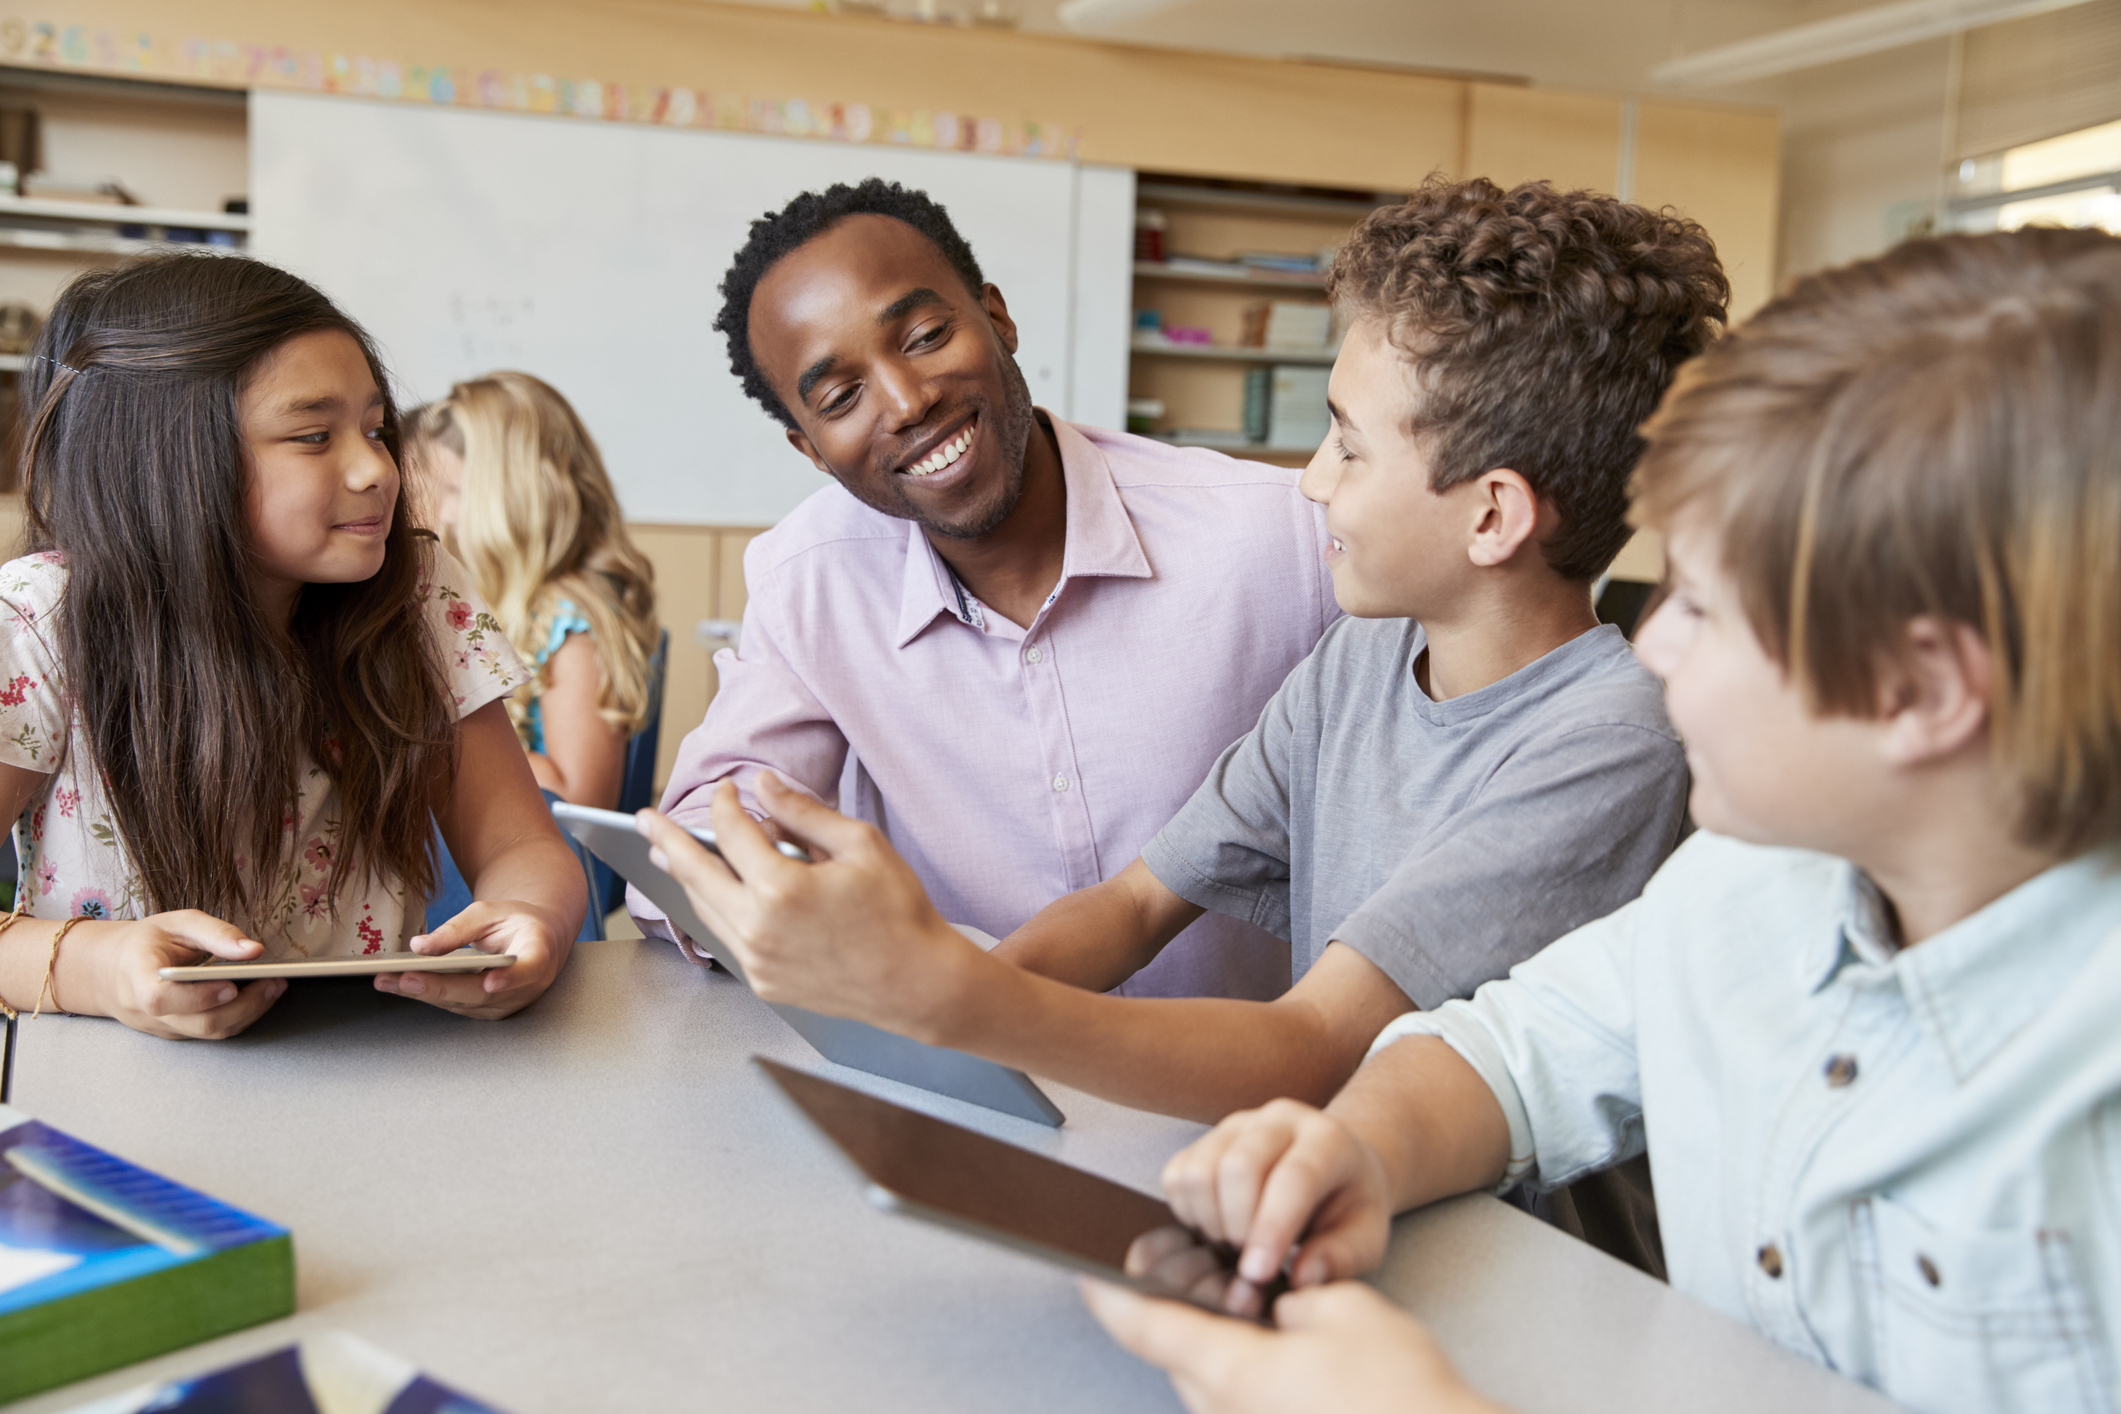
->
xmin=0 ymin=543 xmax=532 ymax=957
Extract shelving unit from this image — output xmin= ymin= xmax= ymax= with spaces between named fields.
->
xmin=0 ymin=71 xmax=251 ymax=488
xmin=1128 ymin=176 xmax=1390 ymax=466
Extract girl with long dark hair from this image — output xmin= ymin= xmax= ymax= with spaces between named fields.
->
xmin=0 ymin=253 xmax=586 ymax=1037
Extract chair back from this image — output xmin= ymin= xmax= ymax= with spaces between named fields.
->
xmin=595 ymin=628 xmax=670 ymax=917
xmin=619 ymin=629 xmax=670 ymax=815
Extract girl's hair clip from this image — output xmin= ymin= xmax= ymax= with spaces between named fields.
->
xmin=29 ymin=354 xmax=83 ymax=376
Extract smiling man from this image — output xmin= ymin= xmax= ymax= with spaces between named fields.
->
xmin=633 ymin=179 xmax=1337 ymax=998
xmin=639 ymin=179 xmax=1727 ymax=1270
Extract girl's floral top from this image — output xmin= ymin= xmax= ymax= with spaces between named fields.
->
xmin=0 ymin=544 xmax=531 ymax=957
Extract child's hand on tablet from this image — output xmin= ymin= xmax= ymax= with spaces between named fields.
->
xmin=92 ymin=911 xmax=286 ymax=1040
xmin=378 ymin=902 xmax=560 ymax=1020
xmin=1161 ymin=1099 xmax=1395 ymax=1294
xmin=1081 ymin=1276 xmax=1501 ymax=1414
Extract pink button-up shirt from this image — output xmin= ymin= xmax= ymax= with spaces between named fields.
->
xmin=639 ymin=415 xmax=1338 ymax=999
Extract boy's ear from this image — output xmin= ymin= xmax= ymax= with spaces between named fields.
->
xmin=1465 ymin=468 xmax=1546 ymax=569
xmin=1877 ymin=616 xmax=1992 ymax=767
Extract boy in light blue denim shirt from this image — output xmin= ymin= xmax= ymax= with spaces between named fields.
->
xmin=1081 ymin=227 xmax=2121 ymax=1414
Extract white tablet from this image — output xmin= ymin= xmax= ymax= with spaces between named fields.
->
xmin=157 ymin=951 xmax=514 ymax=982
xmin=554 ymin=802 xmax=1066 ymax=1127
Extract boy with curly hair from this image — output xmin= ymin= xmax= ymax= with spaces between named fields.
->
xmin=646 ymin=177 xmax=1727 ymax=1147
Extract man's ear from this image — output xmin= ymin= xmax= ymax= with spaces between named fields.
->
xmin=1878 ymin=616 xmax=1993 ymax=767
xmin=786 ymin=424 xmax=833 ymax=479
xmin=1465 ymin=468 xmax=1544 ymax=569
xmin=980 ymin=283 xmax=1021 ymax=356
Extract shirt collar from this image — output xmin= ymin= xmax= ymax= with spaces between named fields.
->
xmin=1809 ymin=847 xmax=2121 ymax=1082
xmin=891 ymin=412 xmax=1149 ymax=649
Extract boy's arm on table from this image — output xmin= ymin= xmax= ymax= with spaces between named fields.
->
xmin=526 ymin=632 xmax=627 ymax=810
xmin=1164 ymin=881 xmax=1658 ymax=1296
xmin=994 ymin=858 xmax=1204 ymax=992
xmin=407 ymin=699 xmax=588 ymax=1019
xmin=639 ymin=776 xmax=1414 ymax=1123
xmin=1082 ymin=883 xmax=1662 ymax=1414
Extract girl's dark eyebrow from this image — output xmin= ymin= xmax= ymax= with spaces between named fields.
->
xmin=275 ymin=390 xmax=384 ymax=416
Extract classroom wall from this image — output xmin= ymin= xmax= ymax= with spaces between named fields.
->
xmin=0 ymin=2 xmax=1780 ymax=780
xmin=8 ymin=1 xmax=1777 ymax=282
xmin=1774 ymin=40 xmax=1954 ymax=285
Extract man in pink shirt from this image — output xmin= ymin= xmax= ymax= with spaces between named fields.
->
xmin=637 ymin=178 xmax=1335 ymax=998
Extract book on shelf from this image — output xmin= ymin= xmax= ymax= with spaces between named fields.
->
xmin=1244 ymin=365 xmax=1332 ymax=451
xmin=62 ymin=1332 xmax=512 ymax=1414
xmin=0 ymin=1105 xmax=294 ymax=1403
xmin=1240 ymin=301 xmax=1335 ymax=352
xmin=1238 ymin=251 xmax=1325 ymax=273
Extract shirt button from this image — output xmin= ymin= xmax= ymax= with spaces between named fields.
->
xmin=1052 ymin=775 xmax=1069 ymax=792
xmin=1025 ymin=646 xmax=1043 ymax=664
xmin=1824 ymin=1054 xmax=1859 ymax=1088
xmin=1756 ymin=1243 xmax=1784 ymax=1279
xmin=1916 ymin=1253 xmax=1942 ymax=1287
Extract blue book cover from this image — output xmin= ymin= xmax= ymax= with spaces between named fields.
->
xmin=64 ymin=1332 xmax=513 ymax=1414
xmin=0 ymin=1105 xmax=295 ymax=1402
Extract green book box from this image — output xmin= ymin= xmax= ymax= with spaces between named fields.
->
xmin=0 ymin=1104 xmax=294 ymax=1402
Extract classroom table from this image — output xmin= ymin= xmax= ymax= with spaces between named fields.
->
xmin=6 ymin=937 xmax=1901 ymax=1414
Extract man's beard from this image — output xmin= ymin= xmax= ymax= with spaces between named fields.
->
xmin=899 ymin=351 xmax=1038 ymax=543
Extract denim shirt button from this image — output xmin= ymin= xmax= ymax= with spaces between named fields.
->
xmin=1824 ymin=1053 xmax=1860 ymax=1087
xmin=1756 ymin=1242 xmax=1784 ymax=1278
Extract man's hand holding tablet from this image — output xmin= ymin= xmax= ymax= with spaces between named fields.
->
xmin=634 ymin=772 xmax=997 ymax=1045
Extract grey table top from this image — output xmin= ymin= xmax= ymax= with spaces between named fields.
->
xmin=5 ymin=937 xmax=1900 ymax=1413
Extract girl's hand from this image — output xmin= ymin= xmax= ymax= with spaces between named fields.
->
xmin=378 ymin=900 xmax=564 ymax=1020
xmin=1161 ymin=1099 xmax=1395 ymax=1295
xmin=86 ymin=911 xmax=287 ymax=1040
xmin=1080 ymin=1278 xmax=1504 ymax=1414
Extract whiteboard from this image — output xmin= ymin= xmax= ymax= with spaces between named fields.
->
xmin=250 ymin=91 xmax=1134 ymax=526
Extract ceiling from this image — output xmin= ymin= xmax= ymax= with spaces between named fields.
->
xmin=728 ymin=0 xmax=1875 ymax=98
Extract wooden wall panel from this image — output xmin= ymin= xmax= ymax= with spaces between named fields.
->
xmin=1463 ymin=85 xmax=1624 ymax=193
xmin=1633 ymin=101 xmax=1782 ymax=320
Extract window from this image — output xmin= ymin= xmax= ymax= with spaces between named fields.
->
xmin=1951 ymin=117 xmax=2121 ymax=235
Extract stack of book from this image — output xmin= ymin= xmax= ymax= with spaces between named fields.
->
xmin=1 ymin=1106 xmax=294 ymax=1402
xmin=1244 ymin=366 xmax=1332 ymax=451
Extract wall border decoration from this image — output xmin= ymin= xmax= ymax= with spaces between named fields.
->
xmin=0 ymin=14 xmax=1081 ymax=160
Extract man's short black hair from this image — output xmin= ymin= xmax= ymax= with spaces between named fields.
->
xmin=714 ymin=178 xmax=987 ymax=430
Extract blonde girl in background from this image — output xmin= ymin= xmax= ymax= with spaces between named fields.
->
xmin=403 ymin=372 xmax=658 ymax=812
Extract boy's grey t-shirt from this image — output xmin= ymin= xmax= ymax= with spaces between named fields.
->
xmin=1140 ymin=618 xmax=1688 ymax=1009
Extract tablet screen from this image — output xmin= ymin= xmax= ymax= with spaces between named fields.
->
xmin=758 ymin=1056 xmax=1279 ymax=1319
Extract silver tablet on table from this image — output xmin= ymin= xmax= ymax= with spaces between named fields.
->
xmin=552 ymin=802 xmax=1064 ymax=1127
xmin=759 ymin=1056 xmax=1280 ymax=1322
